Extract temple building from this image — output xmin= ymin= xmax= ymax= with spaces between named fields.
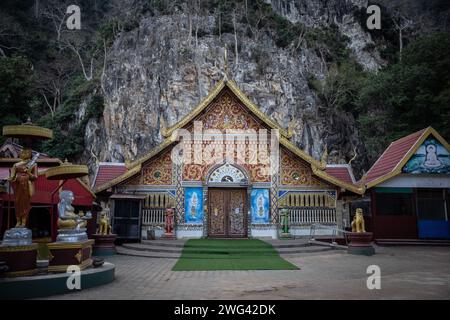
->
xmin=93 ymin=79 xmax=364 ymax=240
xmin=0 ymin=141 xmax=96 ymax=242
xmin=364 ymin=127 xmax=450 ymax=240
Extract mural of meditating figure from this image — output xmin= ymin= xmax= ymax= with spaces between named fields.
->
xmin=8 ymin=149 xmax=38 ymax=228
xmin=403 ymin=137 xmax=450 ymax=174
xmin=424 ymin=144 xmax=442 ymax=167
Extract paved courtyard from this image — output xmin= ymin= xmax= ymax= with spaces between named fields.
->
xmin=42 ymin=246 xmax=450 ymax=300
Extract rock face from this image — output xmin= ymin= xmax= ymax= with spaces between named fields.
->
xmin=83 ymin=0 xmax=381 ymax=180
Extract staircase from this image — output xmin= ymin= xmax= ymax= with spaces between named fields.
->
xmin=117 ymin=240 xmax=186 ymax=258
xmin=264 ymin=239 xmax=346 ymax=255
xmin=116 ymin=238 xmax=345 ymax=258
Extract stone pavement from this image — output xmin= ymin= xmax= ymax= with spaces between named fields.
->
xmin=41 ymin=246 xmax=450 ymax=300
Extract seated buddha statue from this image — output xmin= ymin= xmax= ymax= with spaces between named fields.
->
xmin=58 ymin=190 xmax=91 ymax=230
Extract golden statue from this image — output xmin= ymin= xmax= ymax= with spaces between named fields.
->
xmin=8 ymin=148 xmax=38 ymax=227
xmin=351 ymin=208 xmax=366 ymax=233
xmin=98 ymin=211 xmax=112 ymax=235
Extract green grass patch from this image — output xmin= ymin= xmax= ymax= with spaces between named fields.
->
xmin=172 ymin=239 xmax=299 ymax=271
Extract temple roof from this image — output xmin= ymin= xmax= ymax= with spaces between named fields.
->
xmin=92 ymin=162 xmax=128 ymax=189
xmin=162 ymin=80 xmax=292 ymax=139
xmin=325 ymin=164 xmax=356 ymax=185
xmin=365 ymin=127 xmax=450 ymax=188
xmin=94 ymin=79 xmax=365 ymax=195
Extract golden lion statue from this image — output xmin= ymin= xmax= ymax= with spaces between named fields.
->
xmin=98 ymin=211 xmax=112 ymax=235
xmin=351 ymin=208 xmax=366 ymax=233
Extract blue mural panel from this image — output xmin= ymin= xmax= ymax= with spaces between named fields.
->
xmin=251 ymin=188 xmax=270 ymax=223
xmin=184 ymin=187 xmax=203 ymax=224
xmin=403 ymin=137 xmax=450 ymax=174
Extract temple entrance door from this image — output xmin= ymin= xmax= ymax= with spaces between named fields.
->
xmin=208 ymin=188 xmax=247 ymax=238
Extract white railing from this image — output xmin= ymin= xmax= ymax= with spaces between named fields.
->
xmin=309 ymin=223 xmax=351 ymax=247
xmin=142 ymin=208 xmax=165 ymax=226
xmin=284 ymin=207 xmax=336 ymax=225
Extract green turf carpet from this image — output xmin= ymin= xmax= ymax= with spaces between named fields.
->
xmin=172 ymin=239 xmax=299 ymax=271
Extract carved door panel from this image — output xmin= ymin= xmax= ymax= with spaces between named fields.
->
xmin=228 ymin=189 xmax=246 ymax=237
xmin=208 ymin=188 xmax=247 ymax=238
xmin=208 ymin=189 xmax=226 ymax=237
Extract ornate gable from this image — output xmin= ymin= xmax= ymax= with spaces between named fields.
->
xmin=184 ymin=89 xmax=268 ymax=132
xmin=281 ymin=148 xmax=331 ymax=188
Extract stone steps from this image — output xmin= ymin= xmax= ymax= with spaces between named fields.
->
xmin=122 ymin=242 xmax=183 ymax=254
xmin=265 ymin=239 xmax=347 ymax=251
xmin=116 ymin=246 xmax=180 ymax=259
xmin=117 ymin=238 xmax=343 ymax=258
xmin=276 ymin=246 xmax=334 ymax=254
xmin=140 ymin=240 xmax=187 ymax=248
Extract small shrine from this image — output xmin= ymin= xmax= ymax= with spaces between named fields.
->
xmin=0 ymin=120 xmax=115 ymax=299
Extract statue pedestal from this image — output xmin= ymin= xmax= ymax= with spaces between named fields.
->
xmin=347 ymin=232 xmax=375 ymax=256
xmin=0 ymin=228 xmax=38 ymax=277
xmin=279 ymin=232 xmax=294 ymax=239
xmin=162 ymin=232 xmax=176 ymax=240
xmin=0 ymin=243 xmax=38 ymax=277
xmin=56 ymin=228 xmax=89 ymax=242
xmin=47 ymin=240 xmax=94 ymax=273
xmin=92 ymin=234 xmax=117 ymax=256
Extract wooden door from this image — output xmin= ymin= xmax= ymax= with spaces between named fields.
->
xmin=208 ymin=188 xmax=247 ymax=238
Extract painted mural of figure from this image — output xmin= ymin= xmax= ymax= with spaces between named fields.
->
xmin=8 ymin=149 xmax=38 ymax=227
xmin=190 ymin=192 xmax=198 ymax=219
xmin=257 ymin=194 xmax=265 ymax=217
xmin=424 ymin=144 xmax=442 ymax=167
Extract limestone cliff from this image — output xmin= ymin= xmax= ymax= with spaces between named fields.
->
xmin=82 ymin=0 xmax=382 ymax=179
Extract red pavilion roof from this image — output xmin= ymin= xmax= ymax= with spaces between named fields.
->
xmin=325 ymin=164 xmax=356 ymax=185
xmin=92 ymin=163 xmax=128 ymax=189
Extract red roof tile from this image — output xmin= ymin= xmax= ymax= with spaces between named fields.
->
xmin=325 ymin=165 xmax=356 ymax=185
xmin=93 ymin=163 xmax=127 ymax=188
xmin=365 ymin=128 xmax=427 ymax=184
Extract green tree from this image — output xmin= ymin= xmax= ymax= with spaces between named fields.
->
xmin=0 ymin=55 xmax=34 ymax=143
xmin=357 ymin=32 xmax=450 ymax=160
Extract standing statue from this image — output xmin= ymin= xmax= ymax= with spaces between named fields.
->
xmin=280 ymin=209 xmax=290 ymax=234
xmin=165 ymin=208 xmax=174 ymax=235
xmin=351 ymin=208 xmax=366 ymax=233
xmin=8 ymin=149 xmax=38 ymax=227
